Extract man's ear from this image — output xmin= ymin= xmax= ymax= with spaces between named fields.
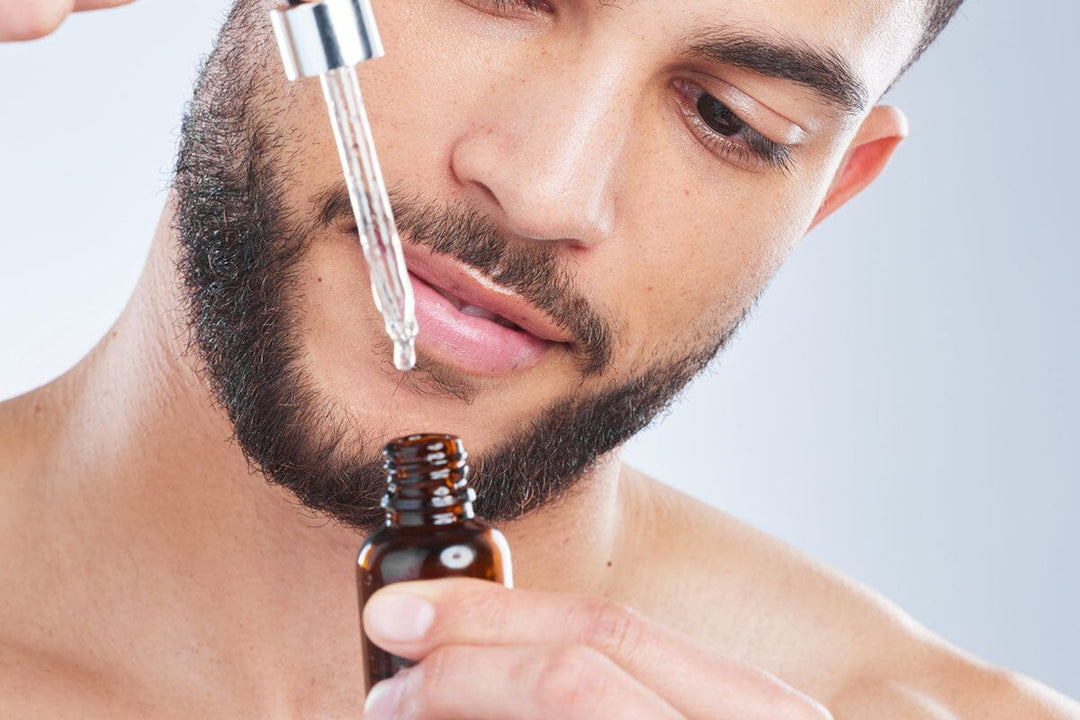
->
xmin=808 ymin=105 xmax=909 ymax=231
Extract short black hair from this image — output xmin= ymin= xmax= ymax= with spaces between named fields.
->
xmin=904 ymin=0 xmax=966 ymax=73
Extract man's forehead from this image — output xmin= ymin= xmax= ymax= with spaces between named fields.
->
xmin=244 ymin=0 xmax=925 ymax=110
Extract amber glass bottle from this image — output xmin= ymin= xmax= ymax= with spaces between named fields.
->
xmin=356 ymin=434 xmax=512 ymax=691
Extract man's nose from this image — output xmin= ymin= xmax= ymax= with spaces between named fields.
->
xmin=448 ymin=51 xmax=635 ymax=249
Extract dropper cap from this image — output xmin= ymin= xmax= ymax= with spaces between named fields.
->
xmin=270 ymin=0 xmax=384 ymax=81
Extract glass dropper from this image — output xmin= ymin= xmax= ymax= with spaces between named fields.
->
xmin=270 ymin=0 xmax=418 ymax=371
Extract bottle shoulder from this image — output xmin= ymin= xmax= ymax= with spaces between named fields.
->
xmin=358 ymin=519 xmax=500 ymax=555
xmin=356 ymin=518 xmax=511 ymax=586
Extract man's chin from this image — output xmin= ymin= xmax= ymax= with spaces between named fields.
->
xmin=295 ymin=338 xmax=526 ymax=458
xmin=400 ymin=348 xmax=487 ymax=403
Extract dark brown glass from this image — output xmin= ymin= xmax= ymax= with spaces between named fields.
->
xmin=356 ymin=434 xmax=512 ymax=692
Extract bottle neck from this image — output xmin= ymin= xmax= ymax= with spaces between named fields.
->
xmin=383 ymin=481 xmax=477 ymax=527
xmin=381 ymin=434 xmax=477 ymax=528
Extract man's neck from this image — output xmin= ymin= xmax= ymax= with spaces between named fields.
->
xmin=21 ymin=201 xmax=626 ymax=714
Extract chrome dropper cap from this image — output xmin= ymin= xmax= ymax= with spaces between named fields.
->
xmin=270 ymin=0 xmax=384 ymax=80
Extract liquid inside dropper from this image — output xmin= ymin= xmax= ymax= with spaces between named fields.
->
xmin=320 ymin=67 xmax=419 ymax=372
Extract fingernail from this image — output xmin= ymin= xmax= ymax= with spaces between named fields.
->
xmin=364 ymin=676 xmax=405 ymax=720
xmin=365 ymin=592 xmax=435 ymax=642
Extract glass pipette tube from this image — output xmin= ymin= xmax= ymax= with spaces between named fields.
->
xmin=320 ymin=68 xmax=418 ymax=371
xmin=270 ymin=0 xmax=416 ymax=370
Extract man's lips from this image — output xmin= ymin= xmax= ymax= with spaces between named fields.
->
xmin=399 ymin=248 xmax=572 ymax=375
xmin=403 ymin=248 xmax=572 ymax=345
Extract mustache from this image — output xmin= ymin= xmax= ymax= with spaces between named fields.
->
xmin=315 ymin=185 xmax=614 ymax=375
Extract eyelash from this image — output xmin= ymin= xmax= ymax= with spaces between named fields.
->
xmin=463 ymin=1 xmax=794 ymax=174
xmin=673 ymin=80 xmax=793 ymax=174
xmin=473 ymin=0 xmax=554 ymax=13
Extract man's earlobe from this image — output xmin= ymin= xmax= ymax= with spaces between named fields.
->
xmin=809 ymin=105 xmax=909 ymax=231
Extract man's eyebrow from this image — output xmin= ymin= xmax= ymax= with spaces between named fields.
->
xmin=685 ymin=28 xmax=869 ymax=115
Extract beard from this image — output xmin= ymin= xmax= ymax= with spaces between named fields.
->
xmin=173 ymin=2 xmax=742 ymax=532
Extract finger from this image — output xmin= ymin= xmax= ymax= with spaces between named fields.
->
xmin=0 ymin=0 xmax=133 ymax=42
xmin=362 ymin=643 xmax=683 ymax=720
xmin=73 ymin=0 xmax=135 ymax=11
xmin=363 ymin=579 xmax=831 ymax=720
xmin=0 ymin=0 xmax=74 ymax=41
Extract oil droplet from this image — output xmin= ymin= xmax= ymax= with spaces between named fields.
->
xmin=394 ymin=338 xmax=416 ymax=372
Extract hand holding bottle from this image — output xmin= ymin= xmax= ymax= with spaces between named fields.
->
xmin=360 ymin=578 xmax=833 ymax=720
xmin=0 ymin=0 xmax=134 ymax=42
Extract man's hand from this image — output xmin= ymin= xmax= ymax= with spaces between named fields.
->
xmin=0 ymin=0 xmax=133 ymax=42
xmin=361 ymin=578 xmax=833 ymax=720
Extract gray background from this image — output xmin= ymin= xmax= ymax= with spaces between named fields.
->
xmin=1 ymin=0 xmax=1076 ymax=697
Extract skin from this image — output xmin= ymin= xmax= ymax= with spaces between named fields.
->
xmin=1 ymin=0 xmax=1078 ymax=718
xmin=0 ymin=0 xmax=133 ymax=40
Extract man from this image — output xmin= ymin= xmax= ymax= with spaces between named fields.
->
xmin=0 ymin=0 xmax=1076 ymax=717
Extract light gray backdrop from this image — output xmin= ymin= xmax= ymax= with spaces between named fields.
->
xmin=1 ymin=0 xmax=1076 ymax=697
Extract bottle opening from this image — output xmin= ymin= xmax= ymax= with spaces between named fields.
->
xmin=383 ymin=434 xmax=468 ymax=480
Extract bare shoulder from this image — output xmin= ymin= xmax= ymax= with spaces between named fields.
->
xmin=0 ymin=390 xmax=45 ymax=557
xmin=0 ymin=388 xmax=58 ymax=569
xmin=0 ymin=390 xmax=160 ymax=718
xmin=830 ymin=663 xmax=1080 ymax=719
xmin=0 ymin=390 xmax=93 ymax=716
xmin=0 ymin=386 xmax=60 ymax=495
xmin=615 ymin=465 xmax=1080 ymax=719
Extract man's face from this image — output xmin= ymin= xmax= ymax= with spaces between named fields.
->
xmin=176 ymin=0 xmax=921 ymax=529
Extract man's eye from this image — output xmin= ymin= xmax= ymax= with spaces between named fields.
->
xmin=674 ymin=81 xmax=793 ymax=174
xmin=468 ymin=0 xmax=554 ymax=14
xmin=696 ymin=94 xmax=747 ymax=138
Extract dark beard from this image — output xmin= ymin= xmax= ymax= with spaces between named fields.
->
xmin=172 ymin=2 xmax=740 ymax=532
